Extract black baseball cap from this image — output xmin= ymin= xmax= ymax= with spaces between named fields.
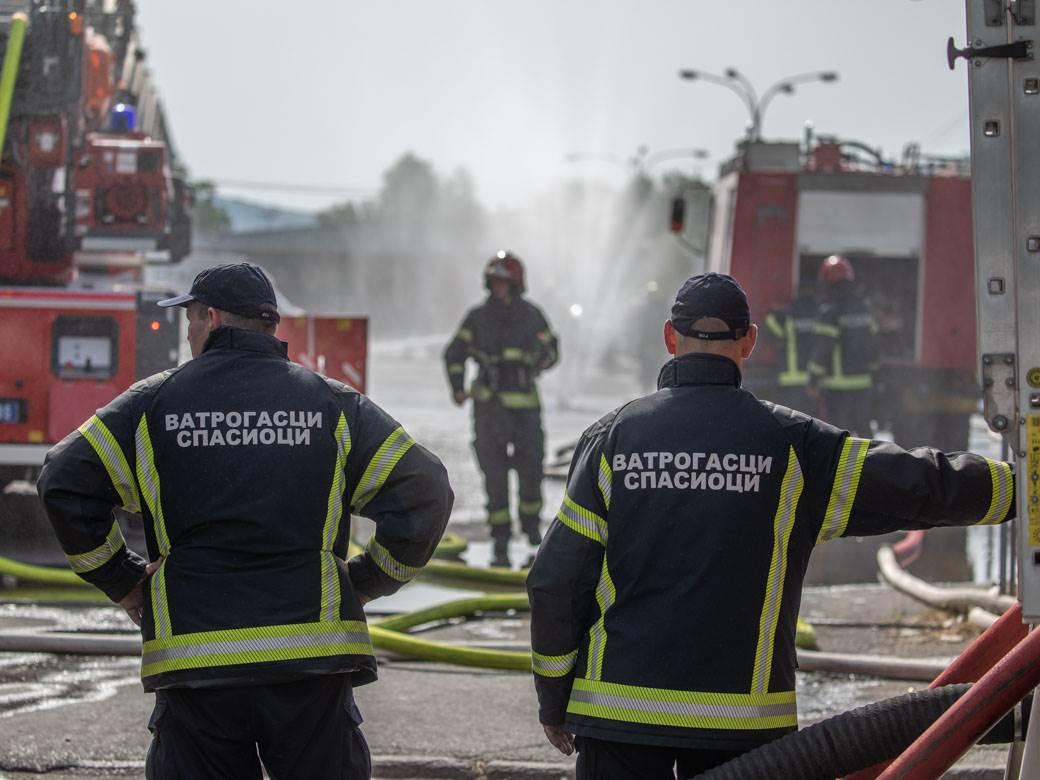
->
xmin=157 ymin=263 xmax=280 ymax=323
xmin=670 ymin=273 xmax=750 ymax=340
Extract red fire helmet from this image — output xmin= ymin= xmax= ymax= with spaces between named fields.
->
xmin=484 ymin=250 xmax=526 ymax=293
xmin=818 ymin=254 xmax=855 ymax=285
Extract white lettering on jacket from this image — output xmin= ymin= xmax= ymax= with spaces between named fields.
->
xmin=167 ymin=410 xmax=324 ymax=448
xmin=611 ymin=450 xmax=774 ymax=494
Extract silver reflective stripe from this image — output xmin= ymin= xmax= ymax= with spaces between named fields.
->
xmin=367 ymin=537 xmax=421 ymax=583
xmin=598 ymin=454 xmax=612 ymax=510
xmin=150 ymin=563 xmax=173 ymax=640
xmin=556 ymin=494 xmax=607 ymax=545
xmin=351 ymin=427 xmax=415 ymax=511
xmin=568 ymin=689 xmax=796 ymax=719
xmin=142 ymin=630 xmax=373 ymax=666
xmin=78 ymin=415 xmax=140 ymax=513
xmin=321 ymin=413 xmax=352 ymax=621
xmin=751 ymin=447 xmax=804 ymax=695
xmin=585 ymin=555 xmax=615 ymax=680
xmin=817 ymin=437 xmax=869 ymax=543
xmin=532 ymin=649 xmax=578 ymax=678
xmin=66 ymin=520 xmax=125 ymax=573
xmin=135 ymin=415 xmax=170 ymax=556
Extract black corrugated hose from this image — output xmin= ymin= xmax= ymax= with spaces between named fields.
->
xmin=697 ymin=684 xmax=974 ymax=779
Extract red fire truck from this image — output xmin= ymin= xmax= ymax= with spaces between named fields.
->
xmin=0 ymin=3 xmax=368 ymax=566
xmin=683 ymin=137 xmax=977 ymax=452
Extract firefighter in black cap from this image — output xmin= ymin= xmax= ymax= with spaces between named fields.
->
xmin=444 ymin=251 xmax=560 ymax=567
xmin=528 ymin=272 xmax=1013 ymax=778
xmin=38 ymin=262 xmax=453 ymax=778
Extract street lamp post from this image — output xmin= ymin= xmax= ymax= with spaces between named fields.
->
xmin=678 ymin=67 xmax=838 ymax=141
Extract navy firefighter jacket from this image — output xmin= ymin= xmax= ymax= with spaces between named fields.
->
xmin=38 ymin=326 xmax=453 ymax=691
xmin=528 ymin=352 xmax=1013 ymax=752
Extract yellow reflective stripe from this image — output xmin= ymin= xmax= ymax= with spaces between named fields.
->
xmin=150 ymin=562 xmax=172 ymax=640
xmin=447 ymin=364 xmax=465 ymax=375
xmin=807 ymin=361 xmax=827 ymax=376
xmin=471 ymin=384 xmax=494 ymax=402
xmin=979 ymin=459 xmax=1013 ymax=525
xmin=764 ymin=313 xmax=784 ymax=338
xmin=518 ymin=499 xmax=543 ymax=516
xmin=598 ymin=454 xmax=612 ymax=510
xmin=487 ymin=508 xmax=511 ymax=525
xmin=66 ymin=519 xmax=125 ymax=573
xmin=366 ymin=537 xmax=422 ymax=582
xmin=783 ymin=317 xmax=801 ymax=380
xmin=813 ymin=323 xmax=839 ymax=338
xmin=455 ymin=327 xmax=473 ymax=343
xmin=498 ymin=391 xmax=539 ymax=409
xmin=135 ymin=415 xmax=170 ymax=556
xmin=533 ymin=649 xmax=578 ymax=678
xmin=585 ymin=555 xmax=615 ymax=681
xmin=817 ymin=437 xmax=870 ymax=543
xmin=556 ymin=494 xmax=607 ymax=545
xmin=567 ymin=679 xmax=798 ymax=731
xmin=78 ymin=415 xmax=140 ymax=512
xmin=751 ymin=447 xmax=804 ymax=695
xmin=819 ymin=374 xmax=873 ymax=390
xmin=321 ymin=412 xmax=352 ymax=621
xmin=141 ymin=620 xmax=373 ymax=678
xmin=351 ymin=426 xmax=415 ymax=512
xmin=777 ymin=371 xmax=809 ymax=386
xmin=501 ymin=347 xmax=526 ymax=361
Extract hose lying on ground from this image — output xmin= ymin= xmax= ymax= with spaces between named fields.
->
xmin=876 ymin=546 xmax=1015 ymax=615
xmin=699 ymin=685 xmax=976 ymax=780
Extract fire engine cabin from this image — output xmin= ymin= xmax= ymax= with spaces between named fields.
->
xmin=0 ymin=287 xmax=180 ymax=463
xmin=705 ymin=139 xmax=977 ymax=451
xmin=74 ymin=132 xmax=170 ymax=256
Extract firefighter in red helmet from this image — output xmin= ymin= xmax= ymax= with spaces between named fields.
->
xmin=807 ymin=255 xmax=879 ymax=436
xmin=444 ymin=251 xmax=560 ymax=567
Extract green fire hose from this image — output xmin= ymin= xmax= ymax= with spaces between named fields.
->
xmin=0 ymin=13 xmax=27 ymax=159
xmin=0 ymin=539 xmax=817 ymax=668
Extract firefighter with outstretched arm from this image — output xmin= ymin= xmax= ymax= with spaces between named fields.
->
xmin=528 ymin=272 xmax=1013 ymax=779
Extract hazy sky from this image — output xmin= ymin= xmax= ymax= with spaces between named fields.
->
xmin=135 ymin=0 xmax=970 ymax=212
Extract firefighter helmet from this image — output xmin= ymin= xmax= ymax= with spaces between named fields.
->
xmin=818 ymin=254 xmax=855 ymax=285
xmin=484 ymin=250 xmax=526 ymax=293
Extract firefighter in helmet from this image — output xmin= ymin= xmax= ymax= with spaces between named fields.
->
xmin=807 ymin=255 xmax=880 ymax=436
xmin=444 ymin=251 xmax=560 ymax=567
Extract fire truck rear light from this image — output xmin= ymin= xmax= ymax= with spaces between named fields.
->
xmin=150 ymin=320 xmax=161 ymax=331
xmin=68 ymin=11 xmax=83 ymax=35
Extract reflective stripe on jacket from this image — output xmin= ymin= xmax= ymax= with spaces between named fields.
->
xmin=807 ymin=288 xmax=879 ymax=391
xmin=38 ymin=326 xmax=453 ymax=691
xmin=443 ymin=295 xmax=559 ymax=408
xmin=528 ymin=353 xmax=1013 ymax=751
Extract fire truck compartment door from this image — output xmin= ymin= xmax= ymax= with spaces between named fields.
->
xmin=796 ymin=191 xmax=924 ymax=257
xmin=48 ymin=381 xmax=120 ymax=444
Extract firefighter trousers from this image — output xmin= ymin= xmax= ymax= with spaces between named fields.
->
xmin=575 ymin=736 xmax=743 ymax=779
xmin=472 ymin=400 xmax=544 ymax=537
xmin=145 ymin=675 xmax=371 ymax=779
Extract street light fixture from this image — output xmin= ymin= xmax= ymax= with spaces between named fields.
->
xmin=677 ymin=67 xmax=839 ymax=141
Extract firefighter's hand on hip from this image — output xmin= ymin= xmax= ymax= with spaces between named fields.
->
xmin=542 ymin=724 xmax=575 ymax=755
xmin=118 ymin=559 xmax=163 ymax=626
xmin=453 ymin=390 xmax=467 ymax=406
